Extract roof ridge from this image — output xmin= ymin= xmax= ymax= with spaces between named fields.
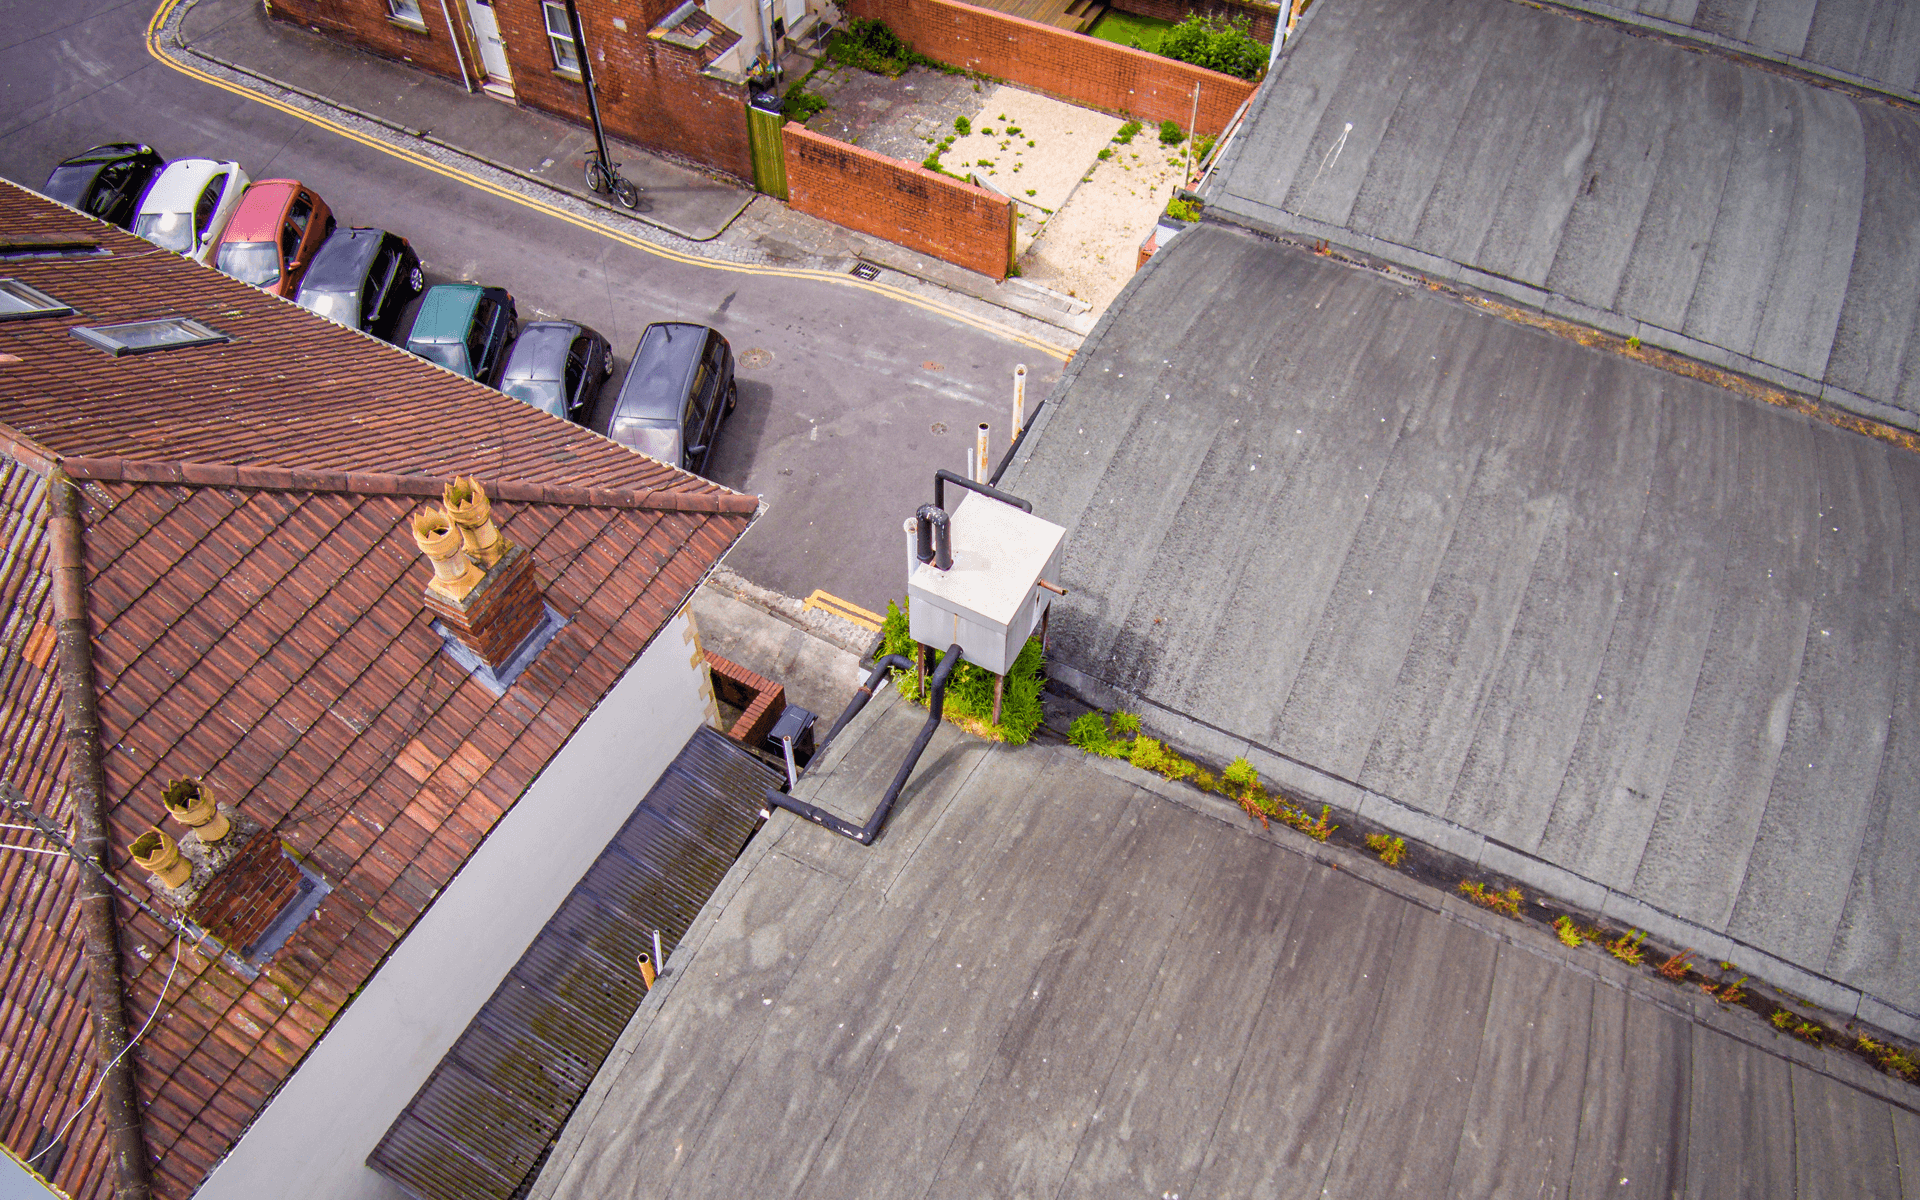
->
xmin=35 ymin=453 xmax=758 ymax=515
xmin=0 ymin=420 xmax=57 ymax=477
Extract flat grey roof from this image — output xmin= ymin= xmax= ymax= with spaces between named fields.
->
xmin=1000 ymin=221 xmax=1920 ymax=1027
xmin=1556 ymin=0 xmax=1920 ymax=100
xmin=1210 ymin=0 xmax=1920 ymax=427
xmin=532 ymin=689 xmax=1915 ymax=1199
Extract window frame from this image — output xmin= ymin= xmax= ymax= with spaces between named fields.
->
xmin=386 ymin=0 xmax=428 ymax=30
xmin=544 ymin=2 xmax=582 ymax=76
xmin=0 ymin=279 xmax=74 ymax=321
xmin=71 ymin=316 xmax=230 ymax=357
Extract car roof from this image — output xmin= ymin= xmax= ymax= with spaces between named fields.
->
xmin=302 ymin=228 xmax=390 ymax=292
xmin=64 ymin=144 xmax=152 ymax=165
xmin=140 ymin=159 xmax=231 ymax=212
xmin=503 ymin=322 xmax=582 ymax=383
xmin=615 ymin=323 xmax=709 ymax=420
xmin=221 ymin=180 xmax=299 ymax=244
xmin=409 ymin=284 xmax=485 ymax=342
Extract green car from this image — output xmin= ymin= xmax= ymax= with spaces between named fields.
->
xmin=403 ymin=283 xmax=517 ymax=385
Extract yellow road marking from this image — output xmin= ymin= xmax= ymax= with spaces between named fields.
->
xmin=144 ymin=0 xmax=1070 ymax=361
xmin=802 ymin=590 xmax=882 ymax=631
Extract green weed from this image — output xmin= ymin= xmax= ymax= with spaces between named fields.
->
xmin=1606 ymin=929 xmax=1646 ymax=966
xmin=1459 ymin=881 xmax=1523 ymax=919
xmin=1364 ymin=832 xmax=1406 ymax=867
xmin=1553 ymin=915 xmax=1585 ymax=947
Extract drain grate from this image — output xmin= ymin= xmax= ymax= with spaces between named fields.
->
xmin=849 ymin=261 xmax=880 ymax=281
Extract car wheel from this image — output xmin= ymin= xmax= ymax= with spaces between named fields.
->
xmin=725 ymin=382 xmax=737 ymax=414
xmin=408 ymin=265 xmax=424 ymax=292
xmin=602 ymin=347 xmax=614 ymax=377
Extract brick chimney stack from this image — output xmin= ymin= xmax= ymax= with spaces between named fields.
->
xmin=414 ymin=478 xmax=546 ymax=670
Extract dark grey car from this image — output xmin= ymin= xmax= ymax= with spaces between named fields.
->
xmin=500 ymin=321 xmax=613 ymax=421
xmin=293 ymin=228 xmax=423 ymax=337
xmin=596 ymin=323 xmax=736 ymax=473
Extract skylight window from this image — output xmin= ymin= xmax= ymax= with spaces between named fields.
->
xmin=0 ymin=279 xmax=72 ymax=320
xmin=71 ymin=316 xmax=228 ymax=356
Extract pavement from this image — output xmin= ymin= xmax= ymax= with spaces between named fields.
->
xmin=1002 ymin=218 xmax=1920 ymax=1040
xmin=162 ymin=0 xmax=1097 ymax=340
xmin=530 ymin=682 xmax=1920 ymax=1200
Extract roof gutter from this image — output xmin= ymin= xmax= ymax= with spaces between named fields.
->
xmin=47 ymin=469 xmax=155 ymax=1200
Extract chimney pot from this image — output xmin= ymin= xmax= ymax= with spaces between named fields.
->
xmin=414 ymin=507 xmax=485 ymax=600
xmin=162 ymin=777 xmax=231 ymax=844
xmin=129 ymin=828 xmax=191 ymax=890
xmin=444 ymin=476 xmax=509 ymax=568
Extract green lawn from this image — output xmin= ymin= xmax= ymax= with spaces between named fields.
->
xmin=1087 ymin=9 xmax=1176 ymax=53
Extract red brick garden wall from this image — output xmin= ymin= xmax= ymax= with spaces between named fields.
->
xmin=782 ymin=126 xmax=1013 ymax=279
xmin=843 ymin=0 xmax=1256 ymax=137
xmin=269 ymin=0 xmax=754 ymax=183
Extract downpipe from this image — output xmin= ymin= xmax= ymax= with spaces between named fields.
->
xmin=765 ymin=644 xmax=963 ymax=845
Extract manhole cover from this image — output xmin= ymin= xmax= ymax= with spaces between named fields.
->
xmin=930 ymin=422 xmax=948 ymax=435
xmin=849 ymin=261 xmax=881 ymax=280
xmin=739 ymin=347 xmax=773 ymax=370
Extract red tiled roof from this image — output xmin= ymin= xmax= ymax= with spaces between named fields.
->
xmin=0 ymin=181 xmax=756 ymax=1199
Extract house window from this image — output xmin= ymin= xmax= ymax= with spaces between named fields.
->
xmin=71 ymin=317 xmax=229 ymax=356
xmin=388 ymin=0 xmax=427 ymax=30
xmin=0 ymin=279 xmax=73 ymax=320
xmin=544 ymin=2 xmax=581 ymax=75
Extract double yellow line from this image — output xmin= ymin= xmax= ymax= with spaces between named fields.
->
xmin=145 ymin=0 xmax=1069 ymax=360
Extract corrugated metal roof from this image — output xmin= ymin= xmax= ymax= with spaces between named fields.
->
xmin=366 ymin=725 xmax=777 ymax=1200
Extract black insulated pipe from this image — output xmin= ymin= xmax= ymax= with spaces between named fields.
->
xmin=933 ymin=467 xmax=1031 ymax=514
xmin=766 ymin=644 xmax=964 ymax=845
xmin=915 ymin=505 xmax=951 ymax=571
xmin=818 ymin=654 xmax=913 ymax=753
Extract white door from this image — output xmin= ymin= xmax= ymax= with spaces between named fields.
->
xmin=464 ymin=0 xmax=514 ymax=90
xmin=784 ymin=0 xmax=806 ymax=33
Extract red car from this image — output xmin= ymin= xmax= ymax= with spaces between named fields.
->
xmin=214 ymin=180 xmax=334 ymax=296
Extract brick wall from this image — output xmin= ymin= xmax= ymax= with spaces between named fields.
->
xmin=269 ymin=0 xmax=755 ymax=183
xmin=705 ymin=651 xmax=787 ymax=746
xmin=1107 ymin=0 xmax=1279 ymax=44
xmin=489 ymin=0 xmax=755 ymax=182
xmin=269 ymin=0 xmax=472 ymax=82
xmin=844 ymin=0 xmax=1256 ymax=136
xmin=782 ymin=125 xmax=1014 ymax=280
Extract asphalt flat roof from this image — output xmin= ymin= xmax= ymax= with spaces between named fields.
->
xmin=531 ymin=689 xmax=1916 ymax=1199
xmin=1210 ymin=0 xmax=1920 ymax=426
xmin=999 ymin=221 xmax=1920 ymax=1029
xmin=1557 ymin=0 xmax=1920 ymax=100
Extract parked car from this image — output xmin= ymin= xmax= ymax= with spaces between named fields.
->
xmin=403 ymin=284 xmax=517 ymax=384
xmin=214 ymin=180 xmax=334 ymax=296
xmin=500 ymin=321 xmax=613 ymax=421
xmin=293 ymin=228 xmax=424 ymax=336
xmin=134 ymin=159 xmax=250 ymax=264
xmin=41 ymin=143 xmax=165 ymax=228
xmin=597 ymin=323 xmax=736 ymax=473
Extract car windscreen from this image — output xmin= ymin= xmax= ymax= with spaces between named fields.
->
xmin=135 ymin=210 xmax=194 ymax=252
xmin=611 ymin=416 xmax=680 ymax=464
xmin=216 ymin=241 xmax=281 ymax=287
xmin=412 ymin=340 xmax=471 ymax=376
xmin=296 ymin=287 xmax=359 ymax=327
xmin=503 ymin=378 xmax=566 ymax=417
xmin=43 ymin=165 xmax=98 ymax=206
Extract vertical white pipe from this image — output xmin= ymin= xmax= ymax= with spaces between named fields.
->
xmin=438 ymin=0 xmax=476 ymax=92
xmin=1012 ymin=364 xmax=1027 ymax=437
xmin=904 ymin=516 xmax=918 ymax=583
xmin=976 ymin=423 xmax=990 ymax=483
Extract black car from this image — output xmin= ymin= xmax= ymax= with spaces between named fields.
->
xmin=597 ymin=323 xmax=736 ymax=473
xmin=293 ymin=228 xmax=424 ymax=337
xmin=500 ymin=321 xmax=613 ymax=421
xmin=43 ymin=144 xmax=165 ymax=228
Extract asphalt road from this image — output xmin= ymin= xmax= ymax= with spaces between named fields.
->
xmin=0 ymin=0 xmax=1062 ymax=617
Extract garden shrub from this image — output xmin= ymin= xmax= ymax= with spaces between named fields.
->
xmin=1157 ymin=15 xmax=1267 ymax=81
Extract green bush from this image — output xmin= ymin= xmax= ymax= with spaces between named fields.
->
xmin=781 ymin=84 xmax=828 ymax=122
xmin=1110 ymin=711 xmax=1141 ymax=736
xmin=1166 ymin=197 xmax=1201 ymax=222
xmin=1222 ymin=756 xmax=1259 ymax=798
xmin=1113 ymin=120 xmax=1143 ymax=144
xmin=829 ymin=17 xmax=918 ymax=76
xmin=879 ymin=598 xmax=1047 ymax=743
xmin=1158 ymin=119 xmax=1186 ymax=145
xmin=1157 ymin=15 xmax=1266 ymax=81
xmin=954 ymin=115 xmax=971 ymax=135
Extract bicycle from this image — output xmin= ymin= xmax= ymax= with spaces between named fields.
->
xmin=584 ymin=146 xmax=641 ymax=210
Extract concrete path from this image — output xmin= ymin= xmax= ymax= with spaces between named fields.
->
xmin=531 ymin=688 xmax=1919 ymax=1200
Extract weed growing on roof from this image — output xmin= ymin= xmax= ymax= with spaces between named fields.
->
xmin=1113 ymin=120 xmax=1143 ymax=144
xmin=1771 ymin=1009 xmax=1825 ymax=1044
xmin=1097 ymin=148 xmax=1113 ymax=161
xmin=1606 ymin=929 xmax=1646 ymax=965
xmin=1110 ymin=711 xmax=1141 ymax=737
xmin=1364 ymin=832 xmax=1406 ymax=867
xmin=954 ymin=115 xmax=971 ymax=135
xmin=1193 ymin=134 xmax=1217 ymax=164
xmin=879 ymin=598 xmax=1045 ymax=743
xmin=1657 ymin=949 xmax=1695 ymax=980
xmin=1458 ymin=881 xmax=1523 ymax=919
xmin=1166 ymin=197 xmax=1201 ymax=221
xmin=1856 ymin=1036 xmax=1919 ymax=1080
xmin=1158 ymin=119 xmax=1186 ymax=145
xmin=1627 ymin=335 xmax=1642 ymax=350
xmin=1553 ymin=915 xmax=1585 ymax=947
xmin=1701 ymin=974 xmax=1746 ymax=1005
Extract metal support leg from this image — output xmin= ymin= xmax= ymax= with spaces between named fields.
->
xmin=992 ymin=672 xmax=1004 ymax=727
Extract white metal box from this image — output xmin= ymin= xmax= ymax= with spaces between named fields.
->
xmin=907 ymin=492 xmax=1065 ymax=675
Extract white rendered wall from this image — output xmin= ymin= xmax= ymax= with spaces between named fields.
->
xmin=196 ymin=609 xmax=714 ymax=1200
